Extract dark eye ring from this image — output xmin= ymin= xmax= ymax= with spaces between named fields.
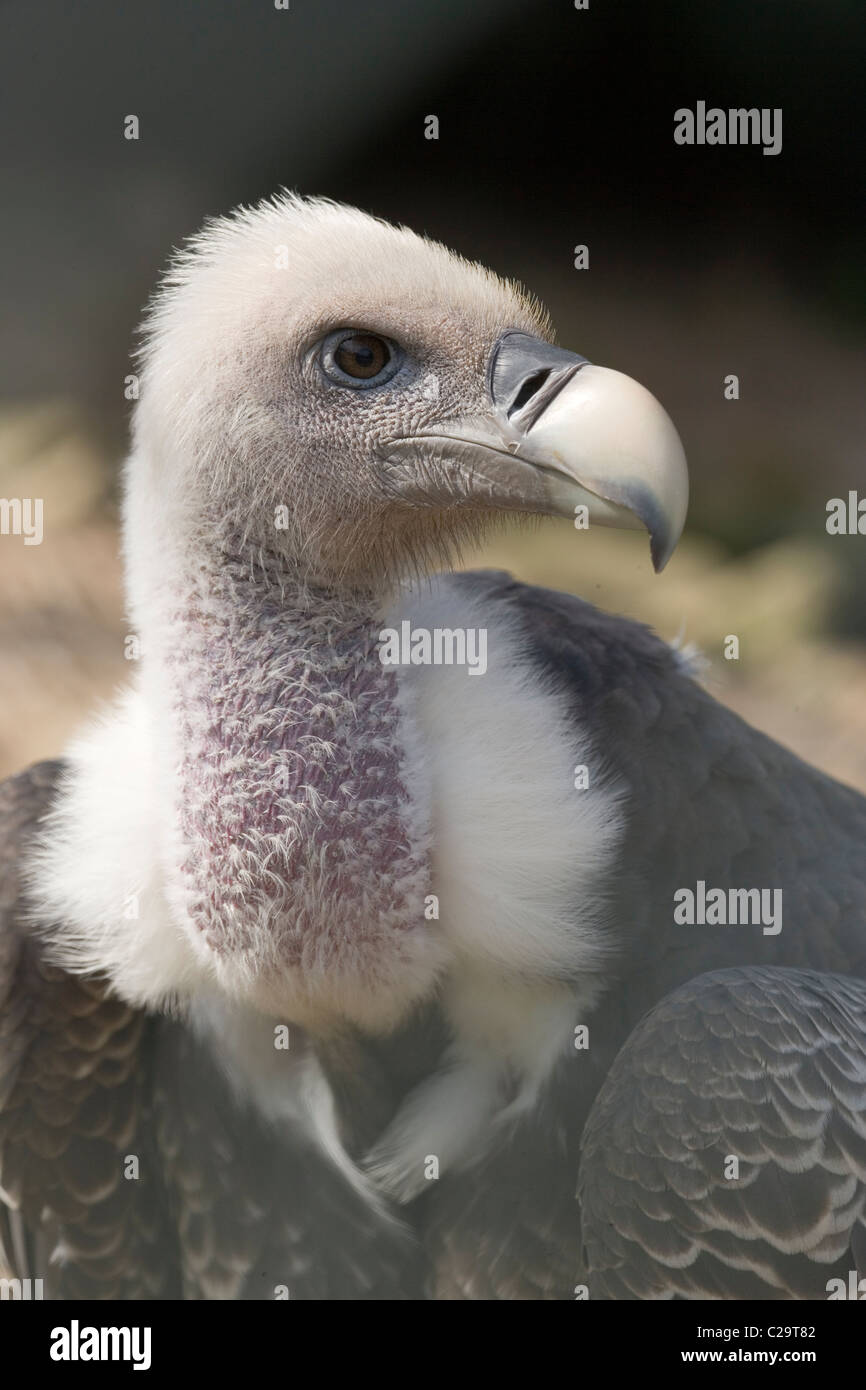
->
xmin=319 ymin=330 xmax=402 ymax=388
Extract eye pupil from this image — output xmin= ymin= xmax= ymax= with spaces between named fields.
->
xmin=334 ymin=334 xmax=390 ymax=379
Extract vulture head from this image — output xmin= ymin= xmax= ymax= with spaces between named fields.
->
xmin=130 ymin=192 xmax=688 ymax=595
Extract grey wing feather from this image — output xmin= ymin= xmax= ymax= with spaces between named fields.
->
xmin=0 ymin=760 xmax=181 ymax=1298
xmin=579 ymin=967 xmax=866 ymax=1299
xmin=0 ymin=761 xmax=63 ymax=1284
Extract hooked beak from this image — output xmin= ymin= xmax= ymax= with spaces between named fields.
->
xmin=379 ymin=331 xmax=689 ymax=571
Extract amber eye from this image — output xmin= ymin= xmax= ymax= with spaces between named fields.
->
xmin=320 ymin=329 xmax=402 ymax=389
xmin=335 ymin=334 xmax=389 ymax=378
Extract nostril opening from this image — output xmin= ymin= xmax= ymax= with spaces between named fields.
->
xmin=508 ymin=369 xmax=552 ymax=417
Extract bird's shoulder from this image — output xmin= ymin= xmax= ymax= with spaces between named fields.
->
xmin=445 ymin=569 xmax=866 ymax=979
xmin=449 ymin=567 xmax=678 ymax=683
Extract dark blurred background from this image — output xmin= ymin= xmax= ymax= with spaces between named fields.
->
xmin=1 ymin=0 xmax=865 ymax=783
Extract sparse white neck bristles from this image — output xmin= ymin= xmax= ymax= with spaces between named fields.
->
xmin=123 ymin=475 xmax=382 ymax=629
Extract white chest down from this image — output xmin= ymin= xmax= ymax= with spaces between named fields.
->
xmin=363 ymin=579 xmax=625 ymax=1198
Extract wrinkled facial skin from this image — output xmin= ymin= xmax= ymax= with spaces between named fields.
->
xmin=226 ymin=302 xmax=546 ymax=584
xmin=279 ymin=304 xmax=509 ymax=517
xmin=133 ymin=201 xmax=548 ymax=586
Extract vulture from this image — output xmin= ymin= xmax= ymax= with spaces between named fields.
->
xmin=1 ymin=193 xmax=865 ymax=1301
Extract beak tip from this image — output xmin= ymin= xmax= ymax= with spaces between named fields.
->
xmin=625 ymin=479 xmax=686 ymax=574
xmin=651 ymin=532 xmax=674 ymax=573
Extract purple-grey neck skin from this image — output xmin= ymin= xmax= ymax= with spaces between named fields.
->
xmin=170 ymin=542 xmax=432 ymax=995
xmin=132 ymin=513 xmax=448 ymax=1035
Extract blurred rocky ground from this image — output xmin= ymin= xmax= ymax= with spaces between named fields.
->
xmin=0 ymin=403 xmax=125 ymax=778
xmin=1 ymin=392 xmax=865 ymax=794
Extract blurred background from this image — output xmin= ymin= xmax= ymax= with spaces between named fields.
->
xmin=1 ymin=0 xmax=865 ymax=785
